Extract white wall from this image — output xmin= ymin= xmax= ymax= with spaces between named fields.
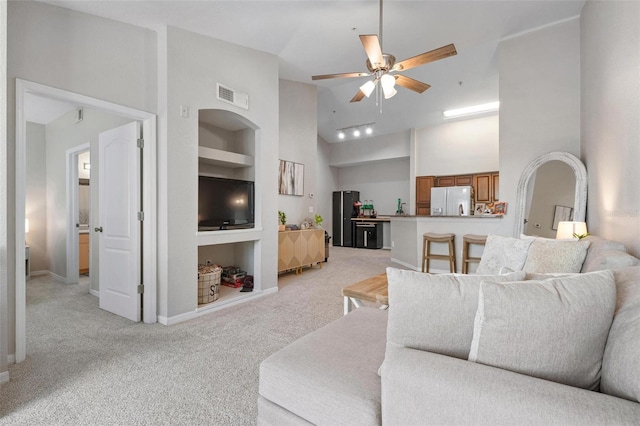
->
xmin=162 ymin=26 xmax=279 ymax=318
xmin=414 ymin=114 xmax=499 ymax=176
xmin=498 ymin=18 xmax=581 ymax=236
xmin=329 ymin=131 xmax=410 ymax=167
xmin=337 ymin=158 xmax=410 ymax=217
xmin=45 ymin=108 xmax=131 ymax=286
xmin=316 ymin=136 xmax=338 ymax=238
xmin=278 ymin=80 xmax=318 ymax=226
xmin=1 ymin=0 xmax=8 ymax=378
xmin=25 ymin=122 xmax=48 ymax=272
xmin=6 ymin=1 xmax=157 ymax=357
xmin=581 ymin=1 xmax=640 ymax=256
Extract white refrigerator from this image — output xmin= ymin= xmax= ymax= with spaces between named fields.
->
xmin=430 ymin=186 xmax=472 ymax=216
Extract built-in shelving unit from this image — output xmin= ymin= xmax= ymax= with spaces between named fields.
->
xmin=198 ymin=146 xmax=254 ymax=169
xmin=196 ymin=109 xmax=261 ymax=309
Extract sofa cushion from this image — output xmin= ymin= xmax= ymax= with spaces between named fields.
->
xmin=601 ymin=266 xmax=640 ymax=402
xmin=259 ymin=307 xmax=387 ymax=426
xmin=386 ymin=267 xmax=525 ymax=360
xmin=468 ymin=270 xmax=616 ymax=390
xmin=581 ymin=235 xmax=638 ymax=272
xmin=523 ymin=238 xmax=590 ymax=273
xmin=476 ymin=234 xmax=533 ymax=274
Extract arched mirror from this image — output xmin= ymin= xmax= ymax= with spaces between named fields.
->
xmin=514 ymin=152 xmax=587 ymax=237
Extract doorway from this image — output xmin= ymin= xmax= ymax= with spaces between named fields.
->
xmin=65 ymin=144 xmax=91 ymax=289
xmin=15 ymin=79 xmax=158 ymax=363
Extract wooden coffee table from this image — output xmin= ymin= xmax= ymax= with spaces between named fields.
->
xmin=341 ymin=272 xmax=388 ymax=315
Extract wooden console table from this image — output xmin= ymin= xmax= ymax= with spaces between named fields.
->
xmin=278 ymin=229 xmax=325 ymax=274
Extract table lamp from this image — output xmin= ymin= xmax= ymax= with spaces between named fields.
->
xmin=556 ymin=221 xmax=588 ymax=240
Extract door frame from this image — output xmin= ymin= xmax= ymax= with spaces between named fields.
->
xmin=65 ymin=144 xmax=90 ymax=287
xmin=15 ymin=79 xmax=158 ymax=363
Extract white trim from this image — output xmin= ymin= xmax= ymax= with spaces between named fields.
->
xmin=389 ymin=257 xmax=420 ymax=271
xmin=89 ymin=289 xmax=99 ymax=298
xmin=513 ymin=151 xmax=587 ymax=237
xmin=157 ymin=288 xmax=278 ymax=326
xmin=66 ymin=143 xmax=90 ymax=285
xmin=500 ymin=15 xmax=580 ymax=42
xmin=8 ymin=354 xmax=15 ymax=364
xmin=0 ymin=370 xmax=9 ymax=384
xmin=15 ymin=79 xmax=159 ymax=364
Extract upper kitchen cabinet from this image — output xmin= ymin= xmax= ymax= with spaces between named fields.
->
xmin=416 ymin=176 xmax=434 ymax=216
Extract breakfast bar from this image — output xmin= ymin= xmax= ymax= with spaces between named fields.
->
xmin=389 ymin=215 xmax=505 ymax=272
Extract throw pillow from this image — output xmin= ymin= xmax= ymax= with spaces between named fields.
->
xmin=475 ymin=234 xmax=533 ymax=275
xmin=385 ymin=267 xmax=526 ymax=360
xmin=600 ymin=266 xmax=640 ymax=402
xmin=523 ymin=238 xmax=590 ymax=273
xmin=468 ymin=270 xmax=616 ymax=390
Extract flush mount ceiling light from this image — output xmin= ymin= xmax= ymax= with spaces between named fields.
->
xmin=443 ymin=101 xmax=500 ymax=119
xmin=336 ymin=123 xmax=375 ymax=141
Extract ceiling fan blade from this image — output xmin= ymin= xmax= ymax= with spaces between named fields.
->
xmin=395 ymin=75 xmax=431 ymax=94
xmin=359 ymin=34 xmax=385 ymax=69
xmin=312 ymin=72 xmax=369 ymax=81
xmin=350 ymin=90 xmax=366 ymax=103
xmin=393 ymin=43 xmax=457 ymax=72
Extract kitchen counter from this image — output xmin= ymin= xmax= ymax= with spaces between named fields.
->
xmin=389 ymin=215 xmax=505 ymax=272
xmin=351 ymin=216 xmax=392 ymax=222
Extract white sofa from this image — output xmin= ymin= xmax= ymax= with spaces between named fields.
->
xmin=258 ymin=236 xmax=640 ymax=425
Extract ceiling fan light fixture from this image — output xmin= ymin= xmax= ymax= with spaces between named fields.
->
xmin=380 ymin=74 xmax=397 ymax=99
xmin=360 ymin=80 xmax=376 ymax=98
xmin=443 ymin=101 xmax=500 ymax=118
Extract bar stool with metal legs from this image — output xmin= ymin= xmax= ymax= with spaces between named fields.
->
xmin=462 ymin=234 xmax=488 ymax=274
xmin=422 ymin=233 xmax=456 ymax=273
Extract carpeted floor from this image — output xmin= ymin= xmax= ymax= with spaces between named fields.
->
xmin=1 ymin=247 xmax=400 ymax=425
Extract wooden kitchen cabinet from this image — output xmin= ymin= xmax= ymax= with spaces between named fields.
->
xmin=455 ymin=175 xmax=473 ymax=186
xmin=473 ymin=172 xmax=500 ymax=203
xmin=79 ymin=233 xmax=89 ymax=274
xmin=435 ymin=176 xmax=455 ymax=187
xmin=416 ymin=176 xmax=434 ymax=216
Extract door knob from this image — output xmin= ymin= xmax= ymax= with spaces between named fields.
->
xmin=94 ymin=227 xmax=103 ymax=233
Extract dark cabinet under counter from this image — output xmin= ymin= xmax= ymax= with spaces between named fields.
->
xmin=355 ymin=222 xmax=383 ymax=249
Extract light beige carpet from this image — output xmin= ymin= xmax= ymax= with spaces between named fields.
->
xmin=1 ymin=247 xmax=400 ymax=425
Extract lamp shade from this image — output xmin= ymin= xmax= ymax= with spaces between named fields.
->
xmin=556 ymin=221 xmax=587 ymax=240
xmin=359 ymin=80 xmax=376 ymax=98
xmin=380 ymin=74 xmax=397 ymax=99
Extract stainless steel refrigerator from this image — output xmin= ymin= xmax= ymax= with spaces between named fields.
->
xmin=332 ymin=190 xmax=360 ymax=247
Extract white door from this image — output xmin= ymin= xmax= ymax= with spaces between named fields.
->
xmin=98 ymin=121 xmax=141 ymax=322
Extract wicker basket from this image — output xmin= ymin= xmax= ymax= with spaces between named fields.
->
xmin=198 ymin=264 xmax=222 ymax=304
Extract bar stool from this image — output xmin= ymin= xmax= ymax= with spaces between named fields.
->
xmin=462 ymin=234 xmax=488 ymax=274
xmin=422 ymin=233 xmax=456 ymax=273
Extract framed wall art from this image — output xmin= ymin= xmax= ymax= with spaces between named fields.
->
xmin=278 ymin=160 xmax=304 ymax=196
xmin=552 ymin=205 xmax=573 ymax=230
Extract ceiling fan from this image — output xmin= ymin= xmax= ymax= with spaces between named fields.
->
xmin=312 ymin=0 xmax=457 ymax=103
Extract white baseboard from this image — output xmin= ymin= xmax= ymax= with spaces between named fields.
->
xmin=0 ymin=370 xmax=9 ymax=384
xmin=8 ymin=354 xmax=15 ymax=364
xmin=89 ymin=289 xmax=99 ymax=298
xmin=390 ymin=257 xmax=420 ymax=271
xmin=158 ymin=286 xmax=278 ymax=326
xmin=29 ymin=270 xmax=49 ymax=277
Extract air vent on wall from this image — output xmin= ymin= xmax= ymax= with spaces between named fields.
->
xmin=217 ymin=83 xmax=249 ymax=110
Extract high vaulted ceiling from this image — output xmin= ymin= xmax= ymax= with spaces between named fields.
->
xmin=40 ymin=0 xmax=586 ymax=143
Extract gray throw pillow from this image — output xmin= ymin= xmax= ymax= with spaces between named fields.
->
xmin=601 ymin=266 xmax=640 ymax=402
xmin=468 ymin=270 xmax=616 ymax=390
xmin=385 ymin=267 xmax=526 ymax=360
xmin=476 ymin=234 xmax=533 ymax=275
xmin=523 ymin=238 xmax=590 ymax=273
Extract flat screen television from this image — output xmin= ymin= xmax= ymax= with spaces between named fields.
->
xmin=198 ymin=176 xmax=255 ymax=231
